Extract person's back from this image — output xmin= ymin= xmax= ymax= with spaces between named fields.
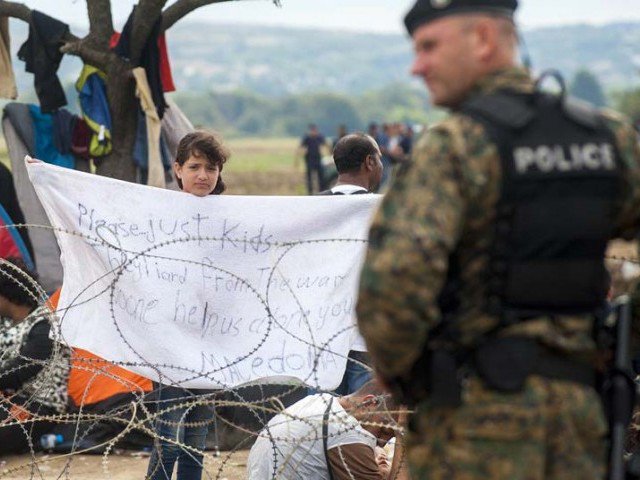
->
xmin=247 ymin=393 xmax=376 ymax=480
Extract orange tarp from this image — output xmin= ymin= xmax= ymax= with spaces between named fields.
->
xmin=48 ymin=289 xmax=152 ymax=407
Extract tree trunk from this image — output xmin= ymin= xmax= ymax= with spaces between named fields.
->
xmin=0 ymin=0 xmax=272 ymax=182
xmin=96 ymin=59 xmax=139 ymax=181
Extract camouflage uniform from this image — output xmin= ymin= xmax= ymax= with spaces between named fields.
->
xmin=356 ymin=68 xmax=640 ymax=479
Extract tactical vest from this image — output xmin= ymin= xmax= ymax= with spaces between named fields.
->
xmin=439 ymin=91 xmax=624 ymax=322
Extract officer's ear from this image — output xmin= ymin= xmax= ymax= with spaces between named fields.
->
xmin=472 ymin=17 xmax=502 ymax=63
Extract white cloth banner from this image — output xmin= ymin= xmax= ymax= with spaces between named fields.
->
xmin=26 ymin=159 xmax=381 ymax=390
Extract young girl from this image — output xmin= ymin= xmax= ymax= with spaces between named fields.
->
xmin=146 ymin=131 xmax=229 ymax=480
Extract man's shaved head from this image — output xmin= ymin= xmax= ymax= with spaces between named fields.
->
xmin=410 ymin=12 xmax=519 ymax=108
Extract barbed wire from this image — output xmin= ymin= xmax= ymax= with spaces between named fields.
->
xmin=0 ymin=222 xmax=410 ymax=480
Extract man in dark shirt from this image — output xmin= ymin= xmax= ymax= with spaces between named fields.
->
xmin=0 ymin=257 xmax=70 ymax=453
xmin=298 ymin=123 xmax=329 ymax=194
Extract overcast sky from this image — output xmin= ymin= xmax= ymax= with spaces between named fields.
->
xmin=14 ymin=0 xmax=640 ymax=33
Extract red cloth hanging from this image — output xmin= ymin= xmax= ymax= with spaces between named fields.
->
xmin=109 ymin=31 xmax=175 ymax=92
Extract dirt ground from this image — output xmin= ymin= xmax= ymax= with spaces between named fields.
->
xmin=0 ymin=450 xmax=249 ymax=479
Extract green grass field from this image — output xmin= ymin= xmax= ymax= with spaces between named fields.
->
xmin=224 ymin=137 xmax=299 ymax=172
xmin=0 ymin=136 xmax=310 ymax=195
xmin=222 ymin=136 xmax=310 ymax=195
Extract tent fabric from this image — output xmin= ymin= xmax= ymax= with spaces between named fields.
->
xmin=75 ymin=65 xmax=112 ymax=158
xmin=0 ymin=204 xmax=35 ymax=270
xmin=47 ymin=290 xmax=153 ymax=407
xmin=2 ymin=116 xmax=62 ymax=293
xmin=67 ymin=349 xmax=153 ymax=407
xmin=4 ymin=102 xmax=34 ymax=153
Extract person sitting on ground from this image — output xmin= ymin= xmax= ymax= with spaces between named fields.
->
xmin=0 ymin=257 xmax=71 ymax=454
xmin=247 ymin=380 xmax=406 ymax=480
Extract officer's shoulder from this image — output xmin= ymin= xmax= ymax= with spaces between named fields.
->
xmin=425 ymin=114 xmax=494 ymax=154
xmin=598 ymin=107 xmax=635 ymax=135
xmin=411 ymin=115 xmax=499 ymax=189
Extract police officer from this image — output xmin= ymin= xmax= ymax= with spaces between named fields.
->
xmin=356 ymin=1 xmax=640 ymax=479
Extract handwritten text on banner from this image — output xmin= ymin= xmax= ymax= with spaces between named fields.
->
xmin=26 ymin=159 xmax=381 ymax=390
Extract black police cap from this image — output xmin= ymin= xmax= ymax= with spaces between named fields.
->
xmin=404 ymin=0 xmax=518 ymax=35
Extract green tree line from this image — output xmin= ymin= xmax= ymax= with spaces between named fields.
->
xmin=171 ymin=83 xmax=436 ymax=137
xmin=171 ymin=68 xmax=640 ymax=138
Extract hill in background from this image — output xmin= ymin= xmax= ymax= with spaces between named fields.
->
xmin=5 ymin=20 xmax=640 ymax=136
xmin=167 ymin=21 xmax=640 ymax=96
xmin=7 ymin=20 xmax=640 ymax=97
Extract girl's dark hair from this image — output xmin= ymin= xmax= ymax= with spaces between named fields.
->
xmin=175 ymin=131 xmax=230 ymax=195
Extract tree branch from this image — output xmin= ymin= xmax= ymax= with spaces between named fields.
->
xmin=0 ymin=1 xmax=114 ymax=70
xmin=161 ymin=0 xmax=232 ymax=31
xmin=129 ymin=0 xmax=167 ymax=64
xmin=60 ymin=38 xmax=115 ymax=71
xmin=0 ymin=0 xmax=32 ymax=23
xmin=86 ymin=0 xmax=114 ymax=47
xmin=161 ymin=0 xmax=281 ymax=32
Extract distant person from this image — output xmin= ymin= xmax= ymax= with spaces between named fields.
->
xmin=147 ymin=130 xmax=229 ymax=480
xmin=387 ymin=123 xmax=405 ymax=164
xmin=367 ymin=122 xmax=379 ymax=140
xmin=399 ymin=123 xmax=414 ymax=160
xmin=333 ymin=124 xmax=349 ymax=149
xmin=0 ymin=257 xmax=70 ymax=454
xmin=297 ymin=124 xmax=329 ymax=194
xmin=247 ymin=381 xmax=406 ymax=480
xmin=321 ymin=133 xmax=383 ymax=196
xmin=377 ymin=123 xmax=392 ymax=188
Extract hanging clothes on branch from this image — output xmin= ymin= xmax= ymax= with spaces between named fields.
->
xmin=29 ymin=104 xmax=75 ymax=169
xmin=75 ymin=65 xmax=112 ymax=159
xmin=133 ymin=68 xmax=165 ymax=188
xmin=17 ymin=10 xmax=69 ymax=113
xmin=114 ymin=8 xmax=168 ymax=119
xmin=2 ymin=103 xmax=62 ymax=292
xmin=133 ymin=110 xmax=171 ymax=186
